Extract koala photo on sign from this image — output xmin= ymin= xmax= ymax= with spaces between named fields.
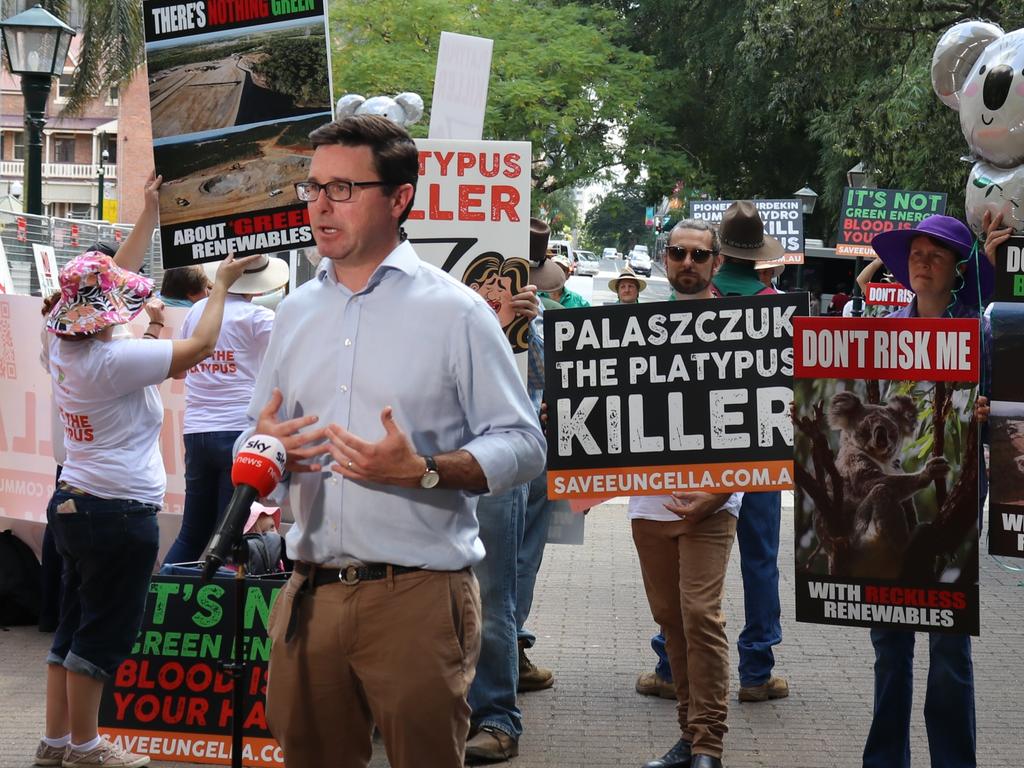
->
xmin=792 ymin=375 xmax=980 ymax=636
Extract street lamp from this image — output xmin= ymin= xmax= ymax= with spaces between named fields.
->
xmin=97 ymin=140 xmax=109 ymax=220
xmin=0 ymin=4 xmax=76 ymax=216
xmin=846 ymin=163 xmax=877 ymax=316
xmin=792 ymin=185 xmax=817 ymax=290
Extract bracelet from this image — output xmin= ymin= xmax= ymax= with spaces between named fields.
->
xmin=147 ymin=321 xmax=164 ymax=327
xmin=143 ymin=332 xmax=158 ymax=339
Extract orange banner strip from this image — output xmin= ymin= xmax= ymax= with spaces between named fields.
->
xmin=547 ymin=460 xmax=794 ymax=499
xmin=99 ymin=728 xmax=282 ymax=767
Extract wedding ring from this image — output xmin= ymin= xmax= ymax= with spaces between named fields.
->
xmin=347 ymin=460 xmax=353 ymax=469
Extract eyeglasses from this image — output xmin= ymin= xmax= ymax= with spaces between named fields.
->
xmin=294 ymin=180 xmax=390 ymax=203
xmin=664 ymin=245 xmax=714 ymax=264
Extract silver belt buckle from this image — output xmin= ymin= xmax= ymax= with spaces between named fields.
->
xmin=340 ymin=565 xmax=361 ymax=585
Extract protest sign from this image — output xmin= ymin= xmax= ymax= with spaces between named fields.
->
xmin=406 ymin=139 xmax=532 ymax=364
xmin=32 ymin=244 xmax=59 ymax=296
xmin=993 ymin=235 xmax=1024 ymax=302
xmin=690 ymin=199 xmax=804 ymax=265
xmin=835 ymin=187 xmax=947 ymax=258
xmin=793 ymin=316 xmax=980 ymax=634
xmin=99 ymin=574 xmax=286 ymax=766
xmin=988 ymin=302 xmax=1024 ymax=557
xmin=428 ymin=32 xmax=493 ymax=140
xmin=144 ymin=0 xmax=333 ymax=267
xmin=543 ymin=293 xmax=806 ymax=499
xmin=864 ymin=281 xmax=913 ymax=307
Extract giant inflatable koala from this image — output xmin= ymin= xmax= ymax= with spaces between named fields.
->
xmin=933 ymin=21 xmax=1024 ymax=235
xmin=828 ymin=391 xmax=950 ymax=578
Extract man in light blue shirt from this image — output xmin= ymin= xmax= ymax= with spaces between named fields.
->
xmin=247 ymin=115 xmax=546 ymax=768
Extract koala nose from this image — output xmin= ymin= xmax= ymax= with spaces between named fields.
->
xmin=983 ymin=64 xmax=1014 ymax=111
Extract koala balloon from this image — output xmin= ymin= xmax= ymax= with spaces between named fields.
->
xmin=933 ymin=21 xmax=1024 ymax=234
xmin=335 ymin=92 xmax=425 ymax=127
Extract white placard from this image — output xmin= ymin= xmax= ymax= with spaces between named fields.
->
xmin=32 ymin=244 xmax=59 ymax=296
xmin=428 ymin=31 xmax=493 ymax=140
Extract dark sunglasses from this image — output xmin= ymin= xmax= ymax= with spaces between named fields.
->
xmin=664 ymin=245 xmax=715 ymax=264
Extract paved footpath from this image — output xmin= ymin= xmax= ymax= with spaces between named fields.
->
xmin=2 ymin=496 xmax=1022 ymax=767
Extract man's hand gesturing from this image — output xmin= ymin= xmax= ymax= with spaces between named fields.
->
xmin=256 ymin=388 xmax=329 ymax=473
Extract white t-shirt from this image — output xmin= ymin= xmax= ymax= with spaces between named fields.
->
xmin=178 ymin=295 xmax=274 ymax=434
xmin=48 ymin=334 xmax=173 ymax=505
xmin=628 ymin=491 xmax=743 ymax=522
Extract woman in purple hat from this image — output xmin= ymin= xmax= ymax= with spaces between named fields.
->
xmin=862 ymin=214 xmax=994 ymax=768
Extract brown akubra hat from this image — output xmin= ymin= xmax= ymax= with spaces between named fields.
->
xmin=527 ymin=218 xmax=567 ymax=292
xmin=717 ymin=200 xmax=784 ymax=261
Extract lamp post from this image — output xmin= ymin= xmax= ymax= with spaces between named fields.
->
xmin=793 ymin=185 xmax=818 ymax=291
xmin=847 ymin=162 xmax=877 ymax=317
xmin=0 ymin=5 xmax=76 ymax=216
xmin=97 ymin=145 xmax=109 ymax=220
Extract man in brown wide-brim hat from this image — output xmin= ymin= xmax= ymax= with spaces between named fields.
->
xmin=709 ymin=200 xmax=790 ymax=709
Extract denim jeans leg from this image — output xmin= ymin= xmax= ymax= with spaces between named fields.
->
xmin=469 ymin=484 xmax=526 ymax=740
xmin=651 ymin=631 xmax=673 ymax=682
xmin=516 ymin=472 xmax=556 ymax=648
xmin=735 ymin=490 xmax=782 ymax=686
xmin=863 ymin=628 xmax=915 ymax=768
xmin=164 ymin=431 xmax=240 ymax=565
xmin=924 ymin=633 xmax=975 ymax=768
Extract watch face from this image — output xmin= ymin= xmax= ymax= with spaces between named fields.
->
xmin=421 ymin=471 xmax=440 ymax=489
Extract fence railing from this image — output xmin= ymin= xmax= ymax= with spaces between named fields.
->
xmin=0 ymin=160 xmax=117 ymax=180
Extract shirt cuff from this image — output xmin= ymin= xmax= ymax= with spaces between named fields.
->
xmin=462 ymin=431 xmax=546 ymax=496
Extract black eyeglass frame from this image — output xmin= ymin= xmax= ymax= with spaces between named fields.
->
xmin=294 ymin=180 xmax=391 ymax=203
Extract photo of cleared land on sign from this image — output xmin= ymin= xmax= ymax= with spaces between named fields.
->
xmin=147 ymin=20 xmax=331 ymax=139
xmin=155 ymin=115 xmax=324 ymax=226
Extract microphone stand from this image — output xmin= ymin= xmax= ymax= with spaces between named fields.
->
xmin=220 ymin=539 xmax=249 ymax=768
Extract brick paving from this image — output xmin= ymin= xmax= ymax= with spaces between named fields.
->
xmin=3 ymin=494 xmax=1022 ymax=767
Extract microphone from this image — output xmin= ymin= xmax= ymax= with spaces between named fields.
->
xmin=200 ymin=434 xmax=286 ymax=581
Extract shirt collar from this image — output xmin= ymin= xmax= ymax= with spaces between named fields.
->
xmin=316 ymin=239 xmax=421 ymax=288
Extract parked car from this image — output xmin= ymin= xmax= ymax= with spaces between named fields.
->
xmin=602 ymin=247 xmax=618 ymax=260
xmin=573 ymin=250 xmax=600 ymax=276
xmin=628 ymin=245 xmax=652 ymax=276
xmin=549 ymin=239 xmax=574 ymax=271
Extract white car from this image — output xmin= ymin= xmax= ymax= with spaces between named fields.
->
xmin=602 ymin=247 xmax=618 ymax=260
xmin=574 ymin=250 xmax=600 ymax=276
xmin=628 ymin=247 xmax=652 ymax=276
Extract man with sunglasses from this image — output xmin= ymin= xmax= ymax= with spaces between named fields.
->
xmin=632 ymin=218 xmax=740 ymax=768
xmin=244 ymin=115 xmax=546 ymax=768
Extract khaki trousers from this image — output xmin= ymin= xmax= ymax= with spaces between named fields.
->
xmin=265 ymin=568 xmax=481 ymax=768
xmin=632 ymin=512 xmax=737 ymax=758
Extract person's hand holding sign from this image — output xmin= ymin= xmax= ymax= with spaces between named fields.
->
xmin=664 ymin=491 xmax=733 ymax=523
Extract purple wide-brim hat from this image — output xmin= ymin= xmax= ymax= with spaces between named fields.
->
xmin=871 ymin=215 xmax=993 ymax=307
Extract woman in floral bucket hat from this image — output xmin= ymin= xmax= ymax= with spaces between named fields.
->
xmin=36 ymin=248 xmax=259 ymax=768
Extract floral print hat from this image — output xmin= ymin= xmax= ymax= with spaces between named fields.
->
xmin=46 ymin=251 xmax=153 ymax=335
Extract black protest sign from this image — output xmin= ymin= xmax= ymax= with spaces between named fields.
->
xmin=989 ymin=302 xmax=1024 ymax=558
xmin=993 ymin=236 xmax=1024 ymax=302
xmin=690 ymin=199 xmax=804 ymax=264
xmin=98 ymin=574 xmax=285 ymax=766
xmin=543 ymin=293 xmax=806 ymax=499
xmin=835 ymin=188 xmax=947 ymax=258
xmin=792 ymin=316 xmax=980 ymax=635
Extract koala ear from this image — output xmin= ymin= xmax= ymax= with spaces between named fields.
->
xmin=336 ymin=94 xmax=366 ymax=118
xmin=932 ymin=20 xmax=1004 ymax=111
xmin=886 ymin=395 xmax=919 ymax=435
xmin=394 ymin=93 xmax=424 ymax=126
xmin=827 ymin=391 xmax=864 ymax=430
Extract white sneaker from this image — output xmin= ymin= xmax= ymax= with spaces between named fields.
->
xmin=62 ymin=738 xmax=150 ymax=767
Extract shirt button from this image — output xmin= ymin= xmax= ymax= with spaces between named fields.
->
xmin=340 ymin=385 xmax=348 ymax=393
xmin=344 ymin=338 xmax=352 ymax=347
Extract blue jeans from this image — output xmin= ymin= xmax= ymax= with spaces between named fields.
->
xmin=164 ymin=430 xmax=240 ymax=565
xmin=864 ymin=630 xmax=975 ymax=768
xmin=469 ymin=484 xmax=526 ymax=739
xmin=736 ymin=491 xmax=782 ymax=687
xmin=46 ymin=488 xmax=160 ymax=680
xmin=517 ymin=472 xmax=556 ymax=647
xmin=652 ymin=631 xmax=672 ymax=682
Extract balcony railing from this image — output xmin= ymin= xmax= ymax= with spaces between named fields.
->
xmin=0 ymin=160 xmax=117 ymax=180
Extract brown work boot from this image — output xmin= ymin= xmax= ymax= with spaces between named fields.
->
xmin=465 ymin=726 xmax=519 ymax=764
xmin=635 ymin=670 xmax=676 ymax=699
xmin=517 ymin=641 xmax=554 ymax=692
xmin=738 ymin=675 xmax=789 ymax=702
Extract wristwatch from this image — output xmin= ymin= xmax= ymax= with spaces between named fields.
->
xmin=419 ymin=455 xmax=440 ymax=489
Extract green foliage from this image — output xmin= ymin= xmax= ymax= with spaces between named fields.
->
xmin=328 ymin=0 xmax=687 ymax=197
xmin=582 ymin=185 xmax=651 ymax=254
xmin=251 ymin=36 xmax=331 ymax=106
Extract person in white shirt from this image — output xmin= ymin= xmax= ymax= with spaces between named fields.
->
xmin=36 ymin=249 xmax=255 ymax=768
xmin=162 ymin=254 xmax=288 ymax=566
